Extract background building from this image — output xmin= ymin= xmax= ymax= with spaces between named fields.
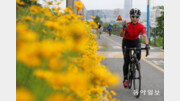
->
xmin=123 ymin=0 xmax=132 ymax=21
xmin=66 ymin=0 xmax=87 ymax=20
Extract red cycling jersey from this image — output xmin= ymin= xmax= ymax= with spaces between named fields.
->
xmin=122 ymin=22 xmax=146 ymax=40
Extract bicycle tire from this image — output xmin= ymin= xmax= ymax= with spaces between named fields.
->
xmin=133 ymin=63 xmax=141 ymax=98
xmin=128 ymin=64 xmax=133 ymax=89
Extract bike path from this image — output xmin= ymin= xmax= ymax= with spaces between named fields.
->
xmin=96 ymin=33 xmax=164 ymax=101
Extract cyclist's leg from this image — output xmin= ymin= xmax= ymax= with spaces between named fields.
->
xmin=122 ymin=39 xmax=130 ymax=80
xmin=123 ymin=51 xmax=130 ymax=79
xmin=136 ymin=40 xmax=141 ymax=69
xmin=136 ymin=40 xmax=141 ymax=61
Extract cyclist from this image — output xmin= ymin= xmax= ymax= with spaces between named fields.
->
xmin=107 ymin=24 xmax=113 ymax=36
xmin=120 ymin=8 xmax=150 ymax=88
xmin=97 ymin=23 xmax=102 ymax=39
xmin=98 ymin=23 xmax=102 ymax=34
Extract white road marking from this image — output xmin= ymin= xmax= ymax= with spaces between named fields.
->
xmin=112 ymin=46 xmax=121 ymax=49
xmin=102 ymin=34 xmax=122 ymax=46
xmin=98 ymin=33 xmax=164 ymax=73
xmin=148 ymin=52 xmax=163 ymax=58
xmin=98 ymin=46 xmax=103 ymax=49
xmin=97 ymin=51 xmax=163 ymax=59
xmin=143 ymin=58 xmax=164 ymax=72
xmin=152 ymin=60 xmax=164 ymax=65
xmin=152 ymin=60 xmax=159 ymax=65
xmin=108 ymin=52 xmax=121 ymax=58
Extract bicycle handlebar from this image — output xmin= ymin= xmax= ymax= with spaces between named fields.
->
xmin=124 ymin=47 xmax=150 ymax=57
xmin=124 ymin=47 xmax=148 ymax=50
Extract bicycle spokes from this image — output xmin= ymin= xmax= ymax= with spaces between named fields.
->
xmin=133 ymin=68 xmax=141 ymax=98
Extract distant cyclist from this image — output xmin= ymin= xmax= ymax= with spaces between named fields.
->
xmin=97 ymin=23 xmax=102 ymax=39
xmin=98 ymin=23 xmax=102 ymax=34
xmin=107 ymin=24 xmax=113 ymax=36
xmin=120 ymin=8 xmax=150 ymax=88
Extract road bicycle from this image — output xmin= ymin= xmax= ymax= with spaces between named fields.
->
xmin=124 ymin=47 xmax=148 ymax=98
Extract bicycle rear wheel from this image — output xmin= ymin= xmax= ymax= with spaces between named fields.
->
xmin=132 ymin=63 xmax=141 ymax=98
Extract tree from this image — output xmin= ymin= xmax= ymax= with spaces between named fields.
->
xmin=156 ymin=6 xmax=164 ymax=49
xmin=151 ymin=6 xmax=164 ymax=48
xmin=94 ymin=15 xmax=102 ymax=24
xmin=113 ymin=23 xmax=119 ymax=31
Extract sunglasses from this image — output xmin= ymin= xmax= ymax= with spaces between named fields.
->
xmin=131 ymin=16 xmax=139 ymax=18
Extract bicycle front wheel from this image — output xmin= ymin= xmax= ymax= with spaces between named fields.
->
xmin=133 ymin=63 xmax=141 ymax=98
xmin=128 ymin=64 xmax=133 ymax=89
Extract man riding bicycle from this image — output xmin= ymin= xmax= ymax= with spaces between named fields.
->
xmin=107 ymin=24 xmax=113 ymax=36
xmin=120 ymin=8 xmax=150 ymax=88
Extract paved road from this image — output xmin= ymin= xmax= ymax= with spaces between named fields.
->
xmin=96 ymin=32 xmax=164 ymax=101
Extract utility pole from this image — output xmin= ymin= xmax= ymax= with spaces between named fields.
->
xmin=147 ymin=0 xmax=150 ymax=43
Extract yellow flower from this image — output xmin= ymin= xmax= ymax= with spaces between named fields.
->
xmin=57 ymin=12 xmax=63 ymax=16
xmin=75 ymin=1 xmax=83 ymax=11
xmin=16 ymin=43 xmax=41 ymax=67
xmin=29 ymin=5 xmax=39 ymax=14
xmin=89 ymin=21 xmax=98 ymax=29
xmin=46 ymin=93 xmax=74 ymax=101
xmin=16 ymin=23 xmax=38 ymax=42
xmin=64 ymin=7 xmax=72 ymax=13
xmin=35 ymin=17 xmax=44 ymax=22
xmin=111 ymin=90 xmax=116 ymax=96
xmin=91 ymin=16 xmax=95 ymax=19
xmin=16 ymin=88 xmax=34 ymax=101
xmin=45 ymin=11 xmax=53 ymax=18
xmin=44 ymin=21 xmax=59 ymax=29
xmin=52 ymin=7 xmax=62 ymax=12
xmin=45 ymin=1 xmax=53 ymax=5
xmin=42 ymin=29 xmax=46 ymax=34
xmin=48 ymin=57 xmax=67 ymax=70
xmin=25 ymin=16 xmax=33 ymax=21
xmin=16 ymin=0 xmax=25 ymax=5
xmin=77 ymin=15 xmax=83 ymax=18
xmin=55 ymin=2 xmax=61 ymax=5
xmin=41 ymin=7 xmax=46 ymax=12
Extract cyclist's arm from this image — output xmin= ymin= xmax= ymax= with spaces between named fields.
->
xmin=142 ymin=34 xmax=149 ymax=44
xmin=120 ymin=28 xmax=125 ymax=37
xmin=141 ymin=25 xmax=149 ymax=44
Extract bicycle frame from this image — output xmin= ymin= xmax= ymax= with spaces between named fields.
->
xmin=124 ymin=47 xmax=147 ymax=98
xmin=129 ymin=49 xmax=138 ymax=64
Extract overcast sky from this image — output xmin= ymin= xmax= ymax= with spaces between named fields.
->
xmin=81 ymin=0 xmax=164 ymax=12
xmin=38 ymin=0 xmax=164 ymax=12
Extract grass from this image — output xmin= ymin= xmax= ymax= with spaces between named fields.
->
xmin=150 ymin=36 xmax=164 ymax=47
xmin=16 ymin=61 xmax=54 ymax=101
xmin=112 ymin=31 xmax=120 ymax=36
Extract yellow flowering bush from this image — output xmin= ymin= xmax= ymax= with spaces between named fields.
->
xmin=75 ymin=1 xmax=84 ymax=11
xmin=16 ymin=1 xmax=120 ymax=101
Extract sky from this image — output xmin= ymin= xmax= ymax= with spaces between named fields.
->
xmin=38 ymin=0 xmax=164 ymax=12
xmin=81 ymin=0 xmax=164 ymax=12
